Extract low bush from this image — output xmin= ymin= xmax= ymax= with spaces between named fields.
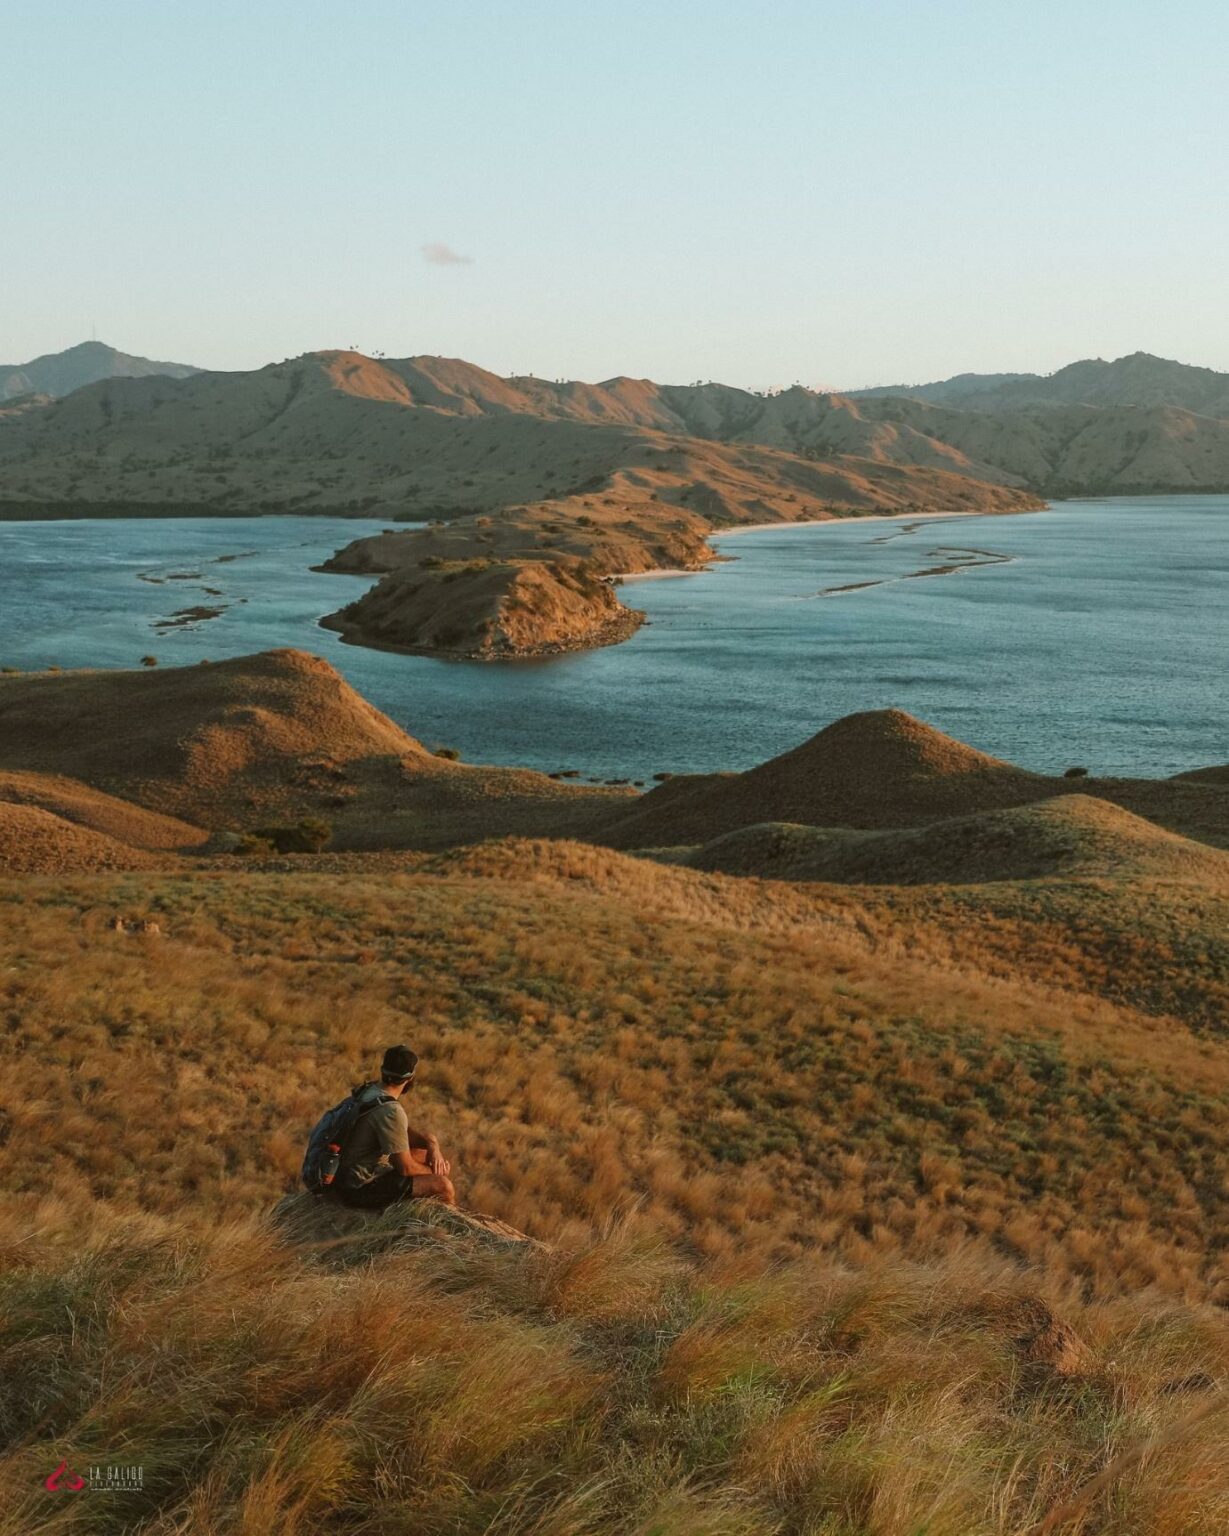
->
xmin=245 ymin=817 xmax=333 ymax=854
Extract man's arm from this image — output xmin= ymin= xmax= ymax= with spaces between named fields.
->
xmin=406 ymin=1124 xmax=451 ymax=1176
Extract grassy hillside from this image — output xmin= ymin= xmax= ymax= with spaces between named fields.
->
xmin=2 ymin=657 xmax=1226 ymax=1529
xmin=1 ymin=846 xmax=1227 ymax=1532
xmin=0 ymin=350 xmax=1034 ymax=519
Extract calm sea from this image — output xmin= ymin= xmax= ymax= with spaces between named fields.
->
xmin=0 ymin=496 xmax=1224 ymax=780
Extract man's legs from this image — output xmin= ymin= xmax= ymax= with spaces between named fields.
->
xmin=341 ymin=1167 xmax=456 ymax=1211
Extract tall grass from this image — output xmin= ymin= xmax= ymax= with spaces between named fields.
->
xmin=0 ymin=1212 xmax=1225 ymax=1534
xmin=0 ymin=861 xmax=1223 ymax=1297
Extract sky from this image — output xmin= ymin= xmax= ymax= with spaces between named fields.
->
xmin=6 ymin=0 xmax=1228 ymax=390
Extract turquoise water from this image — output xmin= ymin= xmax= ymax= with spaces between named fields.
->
xmin=0 ymin=497 xmax=1225 ymax=779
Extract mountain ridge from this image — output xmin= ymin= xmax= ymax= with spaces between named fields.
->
xmin=6 ymin=348 xmax=1229 ymax=518
xmin=849 ymin=350 xmax=1229 ymax=418
xmin=0 ymin=339 xmax=200 ymax=402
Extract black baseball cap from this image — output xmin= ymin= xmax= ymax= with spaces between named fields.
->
xmin=381 ymin=1045 xmax=418 ymax=1082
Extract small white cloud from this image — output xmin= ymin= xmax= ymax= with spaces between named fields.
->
xmin=422 ymin=242 xmax=473 ymax=266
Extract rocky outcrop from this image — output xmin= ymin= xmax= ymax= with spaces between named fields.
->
xmin=269 ymin=1191 xmax=543 ymax=1260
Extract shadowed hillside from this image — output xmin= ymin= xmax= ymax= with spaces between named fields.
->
xmin=0 ymin=770 xmax=207 ymax=851
xmin=676 ymin=794 xmax=1229 ymax=887
xmin=0 ymin=802 xmax=163 ymax=873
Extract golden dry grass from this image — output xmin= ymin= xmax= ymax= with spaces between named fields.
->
xmin=0 ymin=802 xmax=163 ymax=873
xmin=1 ymin=842 xmax=1226 ymax=1531
xmin=1 ymin=849 xmax=1224 ymax=1295
xmin=1 ymin=658 xmax=1227 ymax=1531
xmin=2 ymin=1209 xmax=1227 ymax=1536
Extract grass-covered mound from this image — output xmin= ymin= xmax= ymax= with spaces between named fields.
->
xmin=678 ymin=796 xmax=1229 ymax=887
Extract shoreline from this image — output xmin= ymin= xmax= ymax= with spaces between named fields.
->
xmin=312 ymin=495 xmax=1044 ymax=662
xmin=614 ymin=566 xmax=704 ymax=582
xmin=715 ymin=504 xmax=1047 ymax=540
xmin=615 ymin=502 xmax=1046 ymax=585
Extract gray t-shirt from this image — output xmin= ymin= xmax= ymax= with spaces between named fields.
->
xmin=338 ymin=1085 xmax=410 ymax=1187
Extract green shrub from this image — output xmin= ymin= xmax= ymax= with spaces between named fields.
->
xmin=246 ymin=818 xmax=333 ymax=854
xmin=233 ymin=832 xmax=276 ymax=857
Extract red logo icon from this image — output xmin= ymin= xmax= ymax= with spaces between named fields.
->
xmin=45 ymin=1461 xmax=85 ymax=1492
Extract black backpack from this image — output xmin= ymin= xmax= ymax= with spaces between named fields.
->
xmin=300 ymin=1084 xmax=391 ymax=1195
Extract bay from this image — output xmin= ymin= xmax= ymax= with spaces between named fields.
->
xmin=0 ymin=496 xmax=1224 ymax=780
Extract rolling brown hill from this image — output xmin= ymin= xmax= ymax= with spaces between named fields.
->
xmin=600 ymin=708 xmax=1229 ymax=852
xmin=0 ymin=770 xmax=207 ymax=852
xmin=0 ymin=649 xmax=421 ymax=815
xmin=0 ymin=348 xmax=1035 ymax=518
xmin=0 ymin=650 xmax=627 ymax=844
xmin=602 ymin=709 xmax=1043 ymax=847
xmin=678 ymin=795 xmax=1229 ymax=887
xmin=5 ymin=347 xmax=1229 ymax=524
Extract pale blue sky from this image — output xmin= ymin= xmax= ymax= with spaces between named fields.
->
xmin=6 ymin=1 xmax=1227 ymax=388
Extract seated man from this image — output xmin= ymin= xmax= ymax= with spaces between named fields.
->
xmin=337 ymin=1044 xmax=456 ymax=1209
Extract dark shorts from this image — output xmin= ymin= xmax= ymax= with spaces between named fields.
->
xmin=338 ymin=1169 xmax=422 ymax=1211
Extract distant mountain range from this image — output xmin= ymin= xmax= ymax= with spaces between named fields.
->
xmin=0 ymin=340 xmax=200 ymax=402
xmin=3 ymin=344 xmax=1229 ymax=516
xmin=849 ymin=350 xmax=1229 ymax=417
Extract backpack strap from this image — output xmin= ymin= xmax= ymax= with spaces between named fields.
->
xmin=336 ymin=1084 xmax=394 ymax=1161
